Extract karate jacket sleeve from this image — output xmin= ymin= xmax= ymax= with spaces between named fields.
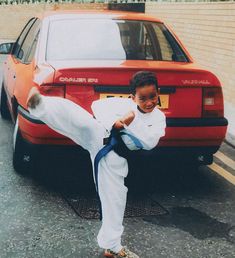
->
xmin=124 ymin=109 xmax=166 ymax=151
xmin=91 ymin=98 xmax=132 ymax=131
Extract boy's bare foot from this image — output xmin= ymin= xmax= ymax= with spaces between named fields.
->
xmin=27 ymin=87 xmax=42 ymax=109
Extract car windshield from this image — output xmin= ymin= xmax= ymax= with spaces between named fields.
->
xmin=46 ymin=19 xmax=188 ymax=62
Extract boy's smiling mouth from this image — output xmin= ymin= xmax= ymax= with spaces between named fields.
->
xmin=146 ymin=106 xmax=155 ymax=110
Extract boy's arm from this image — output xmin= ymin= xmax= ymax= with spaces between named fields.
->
xmin=124 ymin=111 xmax=166 ymax=150
xmin=113 ymin=111 xmax=135 ymax=130
xmin=91 ymin=97 xmax=133 ymax=131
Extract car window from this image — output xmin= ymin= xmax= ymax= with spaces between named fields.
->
xmin=26 ymin=30 xmax=40 ymax=63
xmin=17 ymin=19 xmax=40 ymax=63
xmin=152 ymin=24 xmax=174 ymax=61
xmin=158 ymin=25 xmax=189 ymax=62
xmin=118 ymin=21 xmax=158 ymax=60
xmin=47 ymin=19 xmax=126 ymax=61
xmin=12 ymin=18 xmax=35 ymax=58
xmin=46 ymin=19 xmax=188 ymax=62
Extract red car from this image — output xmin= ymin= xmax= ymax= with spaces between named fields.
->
xmin=0 ymin=10 xmax=228 ymax=174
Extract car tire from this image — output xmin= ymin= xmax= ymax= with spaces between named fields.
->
xmin=0 ymin=85 xmax=11 ymax=120
xmin=13 ymin=117 xmax=35 ymax=175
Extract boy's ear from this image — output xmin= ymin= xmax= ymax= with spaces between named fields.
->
xmin=131 ymin=94 xmax=136 ymax=102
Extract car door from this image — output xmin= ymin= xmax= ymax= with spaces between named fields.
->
xmin=6 ymin=18 xmax=36 ymax=100
xmin=8 ymin=18 xmax=41 ymax=115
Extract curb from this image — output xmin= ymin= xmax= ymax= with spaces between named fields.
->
xmin=225 ymin=134 xmax=235 ymax=149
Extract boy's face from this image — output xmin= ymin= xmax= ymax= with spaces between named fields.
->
xmin=131 ymin=84 xmax=159 ymax=113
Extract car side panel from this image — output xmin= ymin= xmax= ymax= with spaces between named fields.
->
xmin=4 ymin=55 xmax=17 ymax=109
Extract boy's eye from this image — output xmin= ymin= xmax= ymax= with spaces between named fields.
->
xmin=139 ymin=94 xmax=157 ymax=102
xmin=149 ymin=94 xmax=157 ymax=99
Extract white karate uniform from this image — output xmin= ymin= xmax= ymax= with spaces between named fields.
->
xmin=28 ymin=96 xmax=166 ymax=253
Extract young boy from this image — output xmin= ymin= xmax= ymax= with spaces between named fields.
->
xmin=27 ymin=71 xmax=166 ymax=258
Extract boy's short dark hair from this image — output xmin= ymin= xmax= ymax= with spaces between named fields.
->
xmin=130 ymin=71 xmax=158 ymax=95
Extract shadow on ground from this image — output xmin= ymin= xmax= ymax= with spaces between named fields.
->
xmin=144 ymin=206 xmax=235 ymax=244
xmin=28 ymin=147 xmax=222 ymax=198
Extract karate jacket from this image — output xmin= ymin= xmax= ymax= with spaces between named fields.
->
xmin=91 ymin=97 xmax=166 ymax=151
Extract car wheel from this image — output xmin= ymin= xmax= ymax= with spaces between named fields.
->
xmin=0 ymin=85 xmax=11 ymax=120
xmin=13 ymin=117 xmax=35 ymax=175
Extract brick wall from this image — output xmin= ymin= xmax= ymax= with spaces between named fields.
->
xmin=0 ymin=3 xmax=107 ymax=40
xmin=146 ymin=2 xmax=235 ymax=108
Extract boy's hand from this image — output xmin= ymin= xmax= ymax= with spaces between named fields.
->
xmin=113 ymin=119 xmax=125 ymax=130
xmin=27 ymin=87 xmax=41 ymax=109
xmin=113 ymin=111 xmax=135 ymax=130
xmin=121 ymin=111 xmax=135 ymax=126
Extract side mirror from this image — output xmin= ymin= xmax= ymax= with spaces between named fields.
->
xmin=0 ymin=42 xmax=14 ymax=55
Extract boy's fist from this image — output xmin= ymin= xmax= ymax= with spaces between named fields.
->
xmin=27 ymin=87 xmax=41 ymax=109
xmin=113 ymin=111 xmax=135 ymax=130
xmin=122 ymin=111 xmax=135 ymax=126
xmin=113 ymin=119 xmax=125 ymax=130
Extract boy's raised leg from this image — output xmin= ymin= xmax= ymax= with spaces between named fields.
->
xmin=27 ymin=89 xmax=105 ymax=154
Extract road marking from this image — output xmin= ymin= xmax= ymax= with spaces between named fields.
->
xmin=208 ymin=163 xmax=235 ymax=185
xmin=214 ymin=151 xmax=235 ymax=170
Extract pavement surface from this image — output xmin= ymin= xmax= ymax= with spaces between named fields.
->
xmin=0 ymin=54 xmax=235 ymax=258
xmin=1 ymin=108 xmax=235 ymax=258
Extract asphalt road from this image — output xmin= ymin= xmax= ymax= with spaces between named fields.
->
xmin=0 ymin=55 xmax=235 ymax=258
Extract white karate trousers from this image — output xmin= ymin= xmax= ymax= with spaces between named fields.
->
xmin=29 ymin=96 xmax=128 ymax=253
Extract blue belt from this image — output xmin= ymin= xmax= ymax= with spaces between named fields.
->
xmin=94 ymin=129 xmax=143 ymax=220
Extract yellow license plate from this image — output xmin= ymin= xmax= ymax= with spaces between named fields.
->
xmin=100 ymin=94 xmax=169 ymax=109
xmin=158 ymin=95 xmax=169 ymax=109
xmin=100 ymin=93 xmax=131 ymax=99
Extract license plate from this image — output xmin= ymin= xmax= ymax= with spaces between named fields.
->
xmin=100 ymin=93 xmax=131 ymax=99
xmin=158 ymin=95 xmax=169 ymax=109
xmin=99 ymin=93 xmax=169 ymax=109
